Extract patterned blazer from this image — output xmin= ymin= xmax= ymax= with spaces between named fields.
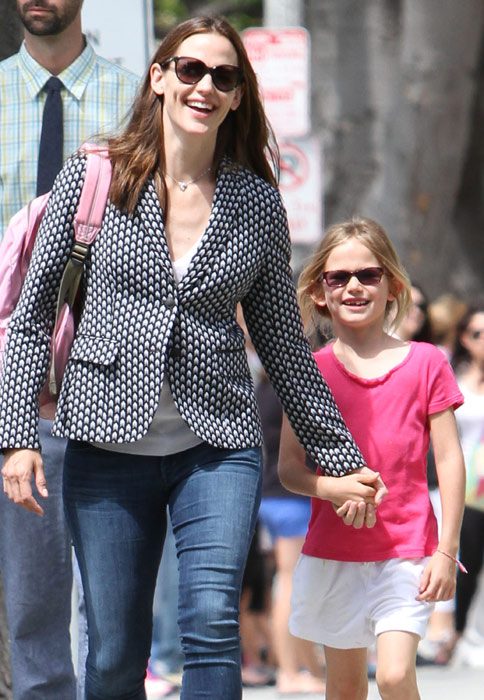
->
xmin=0 ymin=153 xmax=365 ymax=476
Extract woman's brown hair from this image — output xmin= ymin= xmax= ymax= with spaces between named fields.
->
xmin=107 ymin=15 xmax=279 ymax=213
xmin=298 ymin=217 xmax=412 ymax=338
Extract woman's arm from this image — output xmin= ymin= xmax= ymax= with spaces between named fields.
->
xmin=0 ymin=154 xmax=86 ymax=451
xmin=241 ymin=188 xmax=367 ymax=476
xmin=417 ymin=407 xmax=466 ymax=602
xmin=277 ymin=413 xmax=386 ymax=528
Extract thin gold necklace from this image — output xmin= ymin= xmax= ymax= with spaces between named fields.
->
xmin=164 ymin=166 xmax=212 ymax=192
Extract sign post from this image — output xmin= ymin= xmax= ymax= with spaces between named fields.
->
xmin=243 ymin=27 xmax=310 ymax=138
xmin=243 ymin=27 xmax=323 ymax=244
xmin=82 ymin=0 xmax=155 ymax=76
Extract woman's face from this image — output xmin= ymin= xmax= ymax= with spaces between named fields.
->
xmin=150 ymin=32 xmax=242 ymax=143
xmin=461 ymin=312 xmax=484 ymax=363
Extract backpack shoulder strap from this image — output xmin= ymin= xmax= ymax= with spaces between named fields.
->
xmin=74 ymin=148 xmax=112 ymax=246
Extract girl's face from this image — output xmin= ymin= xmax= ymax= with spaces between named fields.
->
xmin=150 ymin=32 xmax=242 ymax=142
xmin=315 ymin=239 xmax=394 ymax=331
xmin=461 ymin=312 xmax=484 ymax=363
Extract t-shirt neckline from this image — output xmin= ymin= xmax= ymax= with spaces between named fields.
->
xmin=329 ymin=340 xmax=415 ymax=386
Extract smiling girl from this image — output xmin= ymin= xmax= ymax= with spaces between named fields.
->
xmin=278 ymin=217 xmax=466 ymax=700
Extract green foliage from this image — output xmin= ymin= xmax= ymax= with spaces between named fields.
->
xmin=153 ymin=0 xmax=262 ymax=37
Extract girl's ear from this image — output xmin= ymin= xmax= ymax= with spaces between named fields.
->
xmin=387 ymin=276 xmax=402 ymax=303
xmin=310 ymin=287 xmax=327 ymax=312
xmin=150 ymin=62 xmax=164 ymax=96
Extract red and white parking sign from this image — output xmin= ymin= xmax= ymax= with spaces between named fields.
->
xmin=279 ymin=138 xmax=323 ymax=245
xmin=243 ymin=27 xmax=310 ymax=138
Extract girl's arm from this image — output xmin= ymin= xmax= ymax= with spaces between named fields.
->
xmin=278 ymin=413 xmax=386 ymax=529
xmin=417 ymin=407 xmax=466 ymax=602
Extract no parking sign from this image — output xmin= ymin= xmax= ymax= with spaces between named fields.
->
xmin=279 ymin=138 xmax=322 ymax=245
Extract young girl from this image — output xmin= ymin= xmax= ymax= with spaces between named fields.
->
xmin=278 ymin=217 xmax=466 ymax=700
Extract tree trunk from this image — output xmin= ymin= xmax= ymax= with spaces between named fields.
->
xmin=308 ymin=0 xmax=484 ymax=299
xmin=0 ymin=3 xmax=21 ymax=696
xmin=0 ymin=0 xmax=23 ymax=60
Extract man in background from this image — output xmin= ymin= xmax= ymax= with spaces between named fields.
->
xmin=0 ymin=2 xmax=138 ymax=697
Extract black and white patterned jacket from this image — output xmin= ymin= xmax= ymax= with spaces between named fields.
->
xmin=0 ymin=153 xmax=365 ymax=476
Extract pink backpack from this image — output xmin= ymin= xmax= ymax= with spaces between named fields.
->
xmin=0 ymin=146 xmax=112 ymax=419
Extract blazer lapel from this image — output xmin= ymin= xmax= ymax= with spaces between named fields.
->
xmin=178 ymin=159 xmax=241 ymax=294
xmin=136 ymin=179 xmax=174 ymax=275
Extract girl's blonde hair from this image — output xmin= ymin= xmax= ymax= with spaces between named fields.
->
xmin=298 ymin=217 xmax=412 ymax=337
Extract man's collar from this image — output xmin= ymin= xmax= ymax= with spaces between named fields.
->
xmin=18 ymin=38 xmax=96 ymax=100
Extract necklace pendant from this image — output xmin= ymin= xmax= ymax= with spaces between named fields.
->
xmin=179 ymin=181 xmax=188 ymax=191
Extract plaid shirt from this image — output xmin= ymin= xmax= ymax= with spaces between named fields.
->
xmin=0 ymin=40 xmax=139 ymax=238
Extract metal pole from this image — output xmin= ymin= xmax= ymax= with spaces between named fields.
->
xmin=263 ymin=0 xmax=303 ymax=27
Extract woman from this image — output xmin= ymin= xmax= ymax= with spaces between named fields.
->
xmin=0 ymin=16 xmax=383 ymax=699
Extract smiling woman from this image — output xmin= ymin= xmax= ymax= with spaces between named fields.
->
xmin=0 ymin=15 xmax=373 ymax=700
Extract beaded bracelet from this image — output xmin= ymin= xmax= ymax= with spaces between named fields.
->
xmin=436 ymin=549 xmax=468 ymax=574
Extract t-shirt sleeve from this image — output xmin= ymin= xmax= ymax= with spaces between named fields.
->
xmin=426 ymin=345 xmax=464 ymax=415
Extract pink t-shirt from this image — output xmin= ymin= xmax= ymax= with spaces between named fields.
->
xmin=302 ymin=342 xmax=463 ymax=562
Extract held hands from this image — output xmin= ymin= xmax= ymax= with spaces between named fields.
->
xmin=1 ymin=448 xmax=48 ymax=516
xmin=416 ymin=550 xmax=458 ymax=603
xmin=327 ymin=467 xmax=388 ymax=529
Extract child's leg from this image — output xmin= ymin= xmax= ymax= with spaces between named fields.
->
xmin=323 ymin=646 xmax=367 ymax=700
xmin=376 ymin=631 xmax=420 ymax=700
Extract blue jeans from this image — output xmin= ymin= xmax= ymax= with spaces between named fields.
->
xmin=63 ymin=440 xmax=262 ymax=700
xmin=0 ymin=420 xmax=77 ymax=700
xmin=150 ymin=509 xmax=185 ymax=674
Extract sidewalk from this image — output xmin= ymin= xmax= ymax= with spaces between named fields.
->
xmin=245 ymin=665 xmax=484 ymax=699
xmin=147 ymin=663 xmax=484 ymax=699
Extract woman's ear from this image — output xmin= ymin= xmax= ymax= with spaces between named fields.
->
xmin=230 ymin=85 xmax=243 ymax=111
xmin=150 ymin=62 xmax=164 ymax=96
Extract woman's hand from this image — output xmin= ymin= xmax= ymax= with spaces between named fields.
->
xmin=1 ymin=448 xmax=48 ymax=516
xmin=328 ymin=468 xmax=388 ymax=529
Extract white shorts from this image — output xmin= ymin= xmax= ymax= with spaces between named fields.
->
xmin=290 ymin=555 xmax=434 ymax=649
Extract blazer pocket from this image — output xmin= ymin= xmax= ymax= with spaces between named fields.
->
xmin=69 ymin=335 xmax=119 ymax=365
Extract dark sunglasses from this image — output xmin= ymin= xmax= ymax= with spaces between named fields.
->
xmin=321 ymin=267 xmax=384 ymax=288
xmin=468 ymin=328 xmax=484 ymax=340
xmin=161 ymin=56 xmax=243 ymax=92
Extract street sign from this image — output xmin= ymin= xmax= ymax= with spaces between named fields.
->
xmin=279 ymin=137 xmax=322 ymax=245
xmin=82 ymin=0 xmax=155 ymax=76
xmin=243 ymin=27 xmax=310 ymax=138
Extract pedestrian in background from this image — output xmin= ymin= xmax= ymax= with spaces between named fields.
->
xmin=257 ymin=374 xmax=325 ymax=695
xmin=280 ymin=217 xmax=466 ymax=700
xmin=0 ymin=1 xmax=138 ymax=698
xmin=450 ymin=305 xmax=484 ymax=663
xmin=0 ymin=15 xmax=382 ymax=700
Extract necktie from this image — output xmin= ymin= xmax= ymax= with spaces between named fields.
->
xmin=36 ymin=76 xmax=64 ymax=196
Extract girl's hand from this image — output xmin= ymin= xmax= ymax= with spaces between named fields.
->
xmin=334 ymin=501 xmax=377 ymax=529
xmin=416 ymin=551 xmax=457 ymax=602
xmin=1 ymin=448 xmax=47 ymax=516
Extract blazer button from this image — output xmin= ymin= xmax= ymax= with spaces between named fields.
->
xmin=164 ymin=297 xmax=176 ymax=308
